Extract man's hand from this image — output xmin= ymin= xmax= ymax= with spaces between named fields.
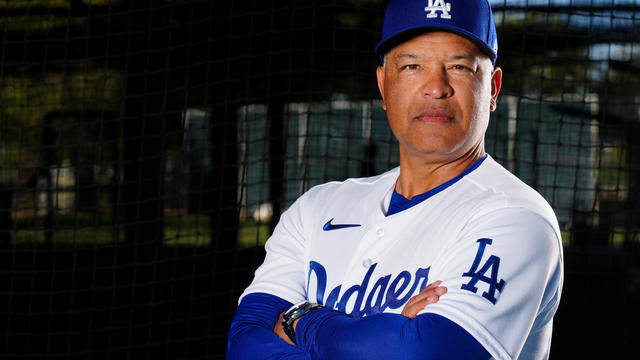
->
xmin=274 ymin=311 xmax=296 ymax=345
xmin=401 ymin=280 xmax=447 ymax=318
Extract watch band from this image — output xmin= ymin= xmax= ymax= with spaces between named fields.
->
xmin=282 ymin=301 xmax=323 ymax=344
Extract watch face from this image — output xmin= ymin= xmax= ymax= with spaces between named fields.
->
xmin=284 ymin=301 xmax=312 ymax=323
xmin=284 ymin=301 xmax=324 ymax=323
xmin=285 ymin=301 xmax=309 ymax=315
xmin=282 ymin=301 xmax=323 ymax=345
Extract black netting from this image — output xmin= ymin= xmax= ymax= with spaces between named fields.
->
xmin=0 ymin=0 xmax=638 ymax=359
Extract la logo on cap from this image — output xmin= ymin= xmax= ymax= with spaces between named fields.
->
xmin=425 ymin=0 xmax=452 ymax=19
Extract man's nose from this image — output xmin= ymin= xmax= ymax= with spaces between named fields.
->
xmin=422 ymin=68 xmax=453 ymax=99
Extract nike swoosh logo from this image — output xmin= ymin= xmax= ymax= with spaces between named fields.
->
xmin=323 ymin=218 xmax=361 ymax=231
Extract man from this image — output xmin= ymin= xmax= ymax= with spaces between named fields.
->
xmin=227 ymin=0 xmax=563 ymax=359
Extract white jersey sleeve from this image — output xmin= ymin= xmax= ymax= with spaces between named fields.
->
xmin=422 ymin=206 xmax=563 ymax=360
xmin=238 ymin=193 xmax=310 ymax=305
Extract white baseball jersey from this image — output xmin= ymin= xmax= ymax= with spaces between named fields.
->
xmin=240 ymin=155 xmax=564 ymax=360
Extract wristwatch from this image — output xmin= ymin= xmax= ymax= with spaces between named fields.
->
xmin=281 ymin=301 xmax=324 ymax=344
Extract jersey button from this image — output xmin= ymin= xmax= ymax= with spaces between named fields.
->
xmin=362 ymin=258 xmax=373 ymax=268
xmin=376 ymin=228 xmax=385 ymax=237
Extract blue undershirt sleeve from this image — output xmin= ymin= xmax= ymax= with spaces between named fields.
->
xmin=227 ymin=293 xmax=308 ymax=360
xmin=228 ymin=293 xmax=491 ymax=359
xmin=295 ymin=307 xmax=491 ymax=360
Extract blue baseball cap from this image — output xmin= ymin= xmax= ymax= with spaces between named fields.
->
xmin=375 ymin=0 xmax=498 ymax=65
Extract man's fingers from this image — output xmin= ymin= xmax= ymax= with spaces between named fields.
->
xmin=409 ymin=282 xmax=447 ymax=305
xmin=433 ymin=286 xmax=447 ymax=296
xmin=402 ymin=296 xmax=437 ymax=318
xmin=401 ymin=281 xmax=447 ymax=318
xmin=423 ymin=280 xmax=442 ymax=291
xmin=405 ymin=289 xmax=445 ymax=317
xmin=405 ymin=281 xmax=442 ymax=306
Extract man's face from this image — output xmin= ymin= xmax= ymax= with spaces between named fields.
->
xmin=376 ymin=31 xmax=502 ymax=162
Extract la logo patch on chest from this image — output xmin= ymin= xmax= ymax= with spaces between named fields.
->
xmin=425 ymin=0 xmax=452 ymax=19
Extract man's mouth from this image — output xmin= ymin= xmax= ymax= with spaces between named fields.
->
xmin=415 ymin=109 xmax=453 ymax=123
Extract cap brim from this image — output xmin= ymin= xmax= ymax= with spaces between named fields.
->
xmin=375 ymin=25 xmax=496 ymax=63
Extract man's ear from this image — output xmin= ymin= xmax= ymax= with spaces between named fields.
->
xmin=376 ymin=65 xmax=387 ymax=110
xmin=490 ymin=67 xmax=502 ymax=112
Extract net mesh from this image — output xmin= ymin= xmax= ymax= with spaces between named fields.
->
xmin=0 ymin=0 xmax=638 ymax=358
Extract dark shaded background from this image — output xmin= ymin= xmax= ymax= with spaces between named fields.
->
xmin=0 ymin=0 xmax=638 ymax=359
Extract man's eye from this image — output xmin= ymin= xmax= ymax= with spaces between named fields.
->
xmin=451 ymin=64 xmax=472 ymax=71
xmin=401 ymin=64 xmax=420 ymax=71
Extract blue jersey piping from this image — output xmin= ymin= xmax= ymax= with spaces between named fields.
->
xmin=387 ymin=156 xmax=487 ymax=216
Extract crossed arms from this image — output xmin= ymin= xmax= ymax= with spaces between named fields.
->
xmin=227 ymin=282 xmax=491 ymax=360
